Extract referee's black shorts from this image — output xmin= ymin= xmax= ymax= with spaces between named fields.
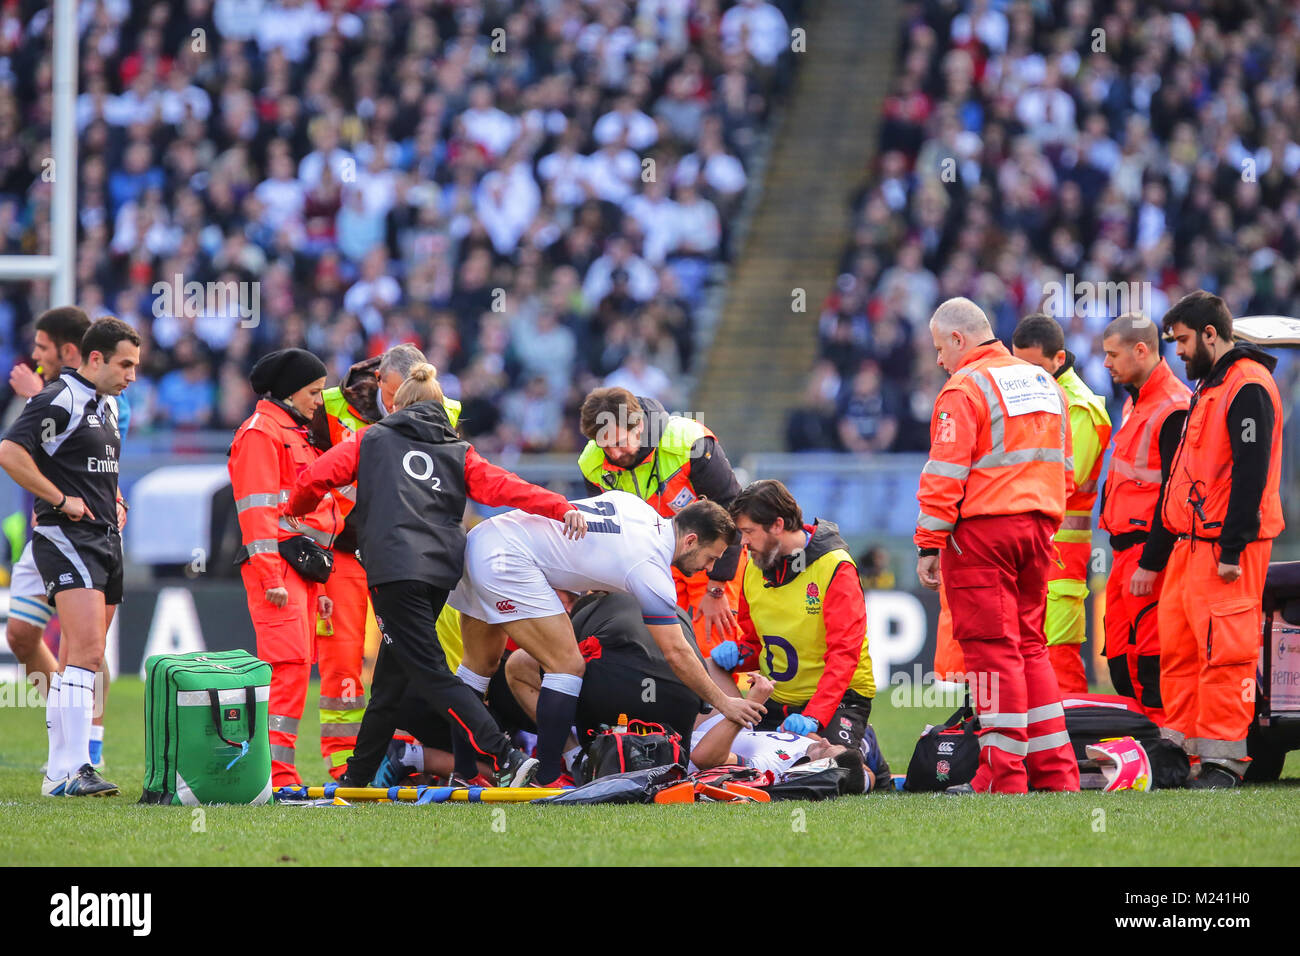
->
xmin=32 ymin=523 xmax=123 ymax=606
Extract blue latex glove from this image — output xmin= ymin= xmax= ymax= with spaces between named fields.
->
xmin=710 ymin=640 xmax=741 ymax=671
xmin=782 ymin=713 xmax=819 ymax=735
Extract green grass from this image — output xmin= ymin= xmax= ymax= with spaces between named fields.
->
xmin=3 ymin=679 xmax=1299 ymax=866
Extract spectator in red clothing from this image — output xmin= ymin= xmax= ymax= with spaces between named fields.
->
xmin=708 ymin=480 xmax=879 ymax=750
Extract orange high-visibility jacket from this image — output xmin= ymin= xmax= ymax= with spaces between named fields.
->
xmin=1100 ymin=358 xmax=1190 ymax=538
xmin=916 ymin=341 xmax=1073 ymax=550
xmin=1161 ymin=353 xmax=1283 ymax=542
xmin=229 ymin=399 xmax=345 ymax=591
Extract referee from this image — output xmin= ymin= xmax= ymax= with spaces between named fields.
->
xmin=0 ymin=317 xmax=140 ymax=798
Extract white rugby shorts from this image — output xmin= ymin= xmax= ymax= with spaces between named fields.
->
xmin=448 ymin=520 xmax=565 ymax=624
xmin=7 ymin=539 xmax=55 ymax=628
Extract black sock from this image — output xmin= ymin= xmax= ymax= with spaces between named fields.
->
xmin=452 ymin=731 xmax=480 ymax=780
xmin=536 ymin=684 xmax=581 ymax=782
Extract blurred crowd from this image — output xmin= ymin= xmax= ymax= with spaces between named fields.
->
xmin=0 ymin=0 xmax=799 ymax=454
xmin=789 ymin=0 xmax=1300 ymax=454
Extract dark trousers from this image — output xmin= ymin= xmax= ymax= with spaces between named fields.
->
xmin=347 ymin=580 xmax=510 ymax=783
xmin=576 ymin=656 xmax=703 ymax=751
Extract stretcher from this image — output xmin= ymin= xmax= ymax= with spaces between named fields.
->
xmin=1248 ymin=561 xmax=1300 ymax=781
xmin=273 ymin=784 xmax=567 ymax=803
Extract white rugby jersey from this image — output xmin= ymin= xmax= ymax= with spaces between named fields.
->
xmin=690 ymin=714 xmax=815 ymax=775
xmin=470 ymin=490 xmax=680 ymax=624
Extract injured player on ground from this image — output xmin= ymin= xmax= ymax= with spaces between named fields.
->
xmin=689 ymin=674 xmax=888 ymax=793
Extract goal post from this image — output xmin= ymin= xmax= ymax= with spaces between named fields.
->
xmin=0 ymin=0 xmax=77 ymax=306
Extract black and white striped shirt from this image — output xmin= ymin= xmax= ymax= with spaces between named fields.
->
xmin=4 ymin=370 xmax=121 ymax=530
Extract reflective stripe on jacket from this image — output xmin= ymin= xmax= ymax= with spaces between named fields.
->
xmin=229 ymin=399 xmax=344 ymax=590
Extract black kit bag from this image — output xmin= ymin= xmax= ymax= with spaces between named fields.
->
xmin=579 ymin=720 xmax=685 ymax=783
xmin=903 ymin=704 xmax=980 ymax=792
xmin=533 ymin=765 xmax=687 ymax=805
xmin=1063 ymin=698 xmax=1191 ymax=789
xmin=768 ymin=766 xmax=851 ymax=801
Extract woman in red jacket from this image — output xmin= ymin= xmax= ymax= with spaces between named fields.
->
xmin=229 ymin=348 xmax=342 ymax=787
xmin=288 ymin=364 xmax=586 ymax=788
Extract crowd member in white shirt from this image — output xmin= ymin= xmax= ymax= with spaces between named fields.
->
xmin=577 ymin=2 xmax=639 ymax=89
xmin=675 ymin=117 xmax=747 ymax=212
xmin=461 ymin=82 xmax=521 ymax=159
xmin=342 ymin=248 xmax=402 ymax=336
xmin=583 ymin=235 xmax=660 ymax=305
xmin=949 ymin=0 xmax=1009 ymax=55
xmin=298 ymin=120 xmax=354 ymax=190
xmin=623 ymin=178 xmax=681 ymax=266
xmin=720 ymin=0 xmax=789 ymax=68
xmin=605 ymin=347 xmax=675 ymax=408
xmin=538 ymin=125 xmax=592 ymax=209
xmin=158 ymin=66 xmax=212 ymax=126
xmin=583 ymin=136 xmax=643 ymax=205
xmin=256 ymin=0 xmax=327 ymax=63
xmin=254 ymin=145 xmax=307 ymax=234
xmin=672 ymin=182 xmax=721 ymax=258
xmin=476 ymin=153 xmax=542 ymax=255
xmin=594 ymin=94 xmax=659 ymax=151
xmin=214 ymin=0 xmax=265 ymax=42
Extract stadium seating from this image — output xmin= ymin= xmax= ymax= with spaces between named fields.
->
xmin=0 ymin=0 xmax=801 ymax=456
xmin=790 ymin=0 xmax=1300 ymax=453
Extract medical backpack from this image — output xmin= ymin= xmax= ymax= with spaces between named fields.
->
xmin=141 ymin=650 xmax=273 ymax=805
xmin=578 ymin=719 xmax=685 ymax=783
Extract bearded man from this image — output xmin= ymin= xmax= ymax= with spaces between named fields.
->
xmin=709 ymin=479 xmax=878 ymax=747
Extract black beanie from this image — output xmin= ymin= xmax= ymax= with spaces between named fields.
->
xmin=249 ymin=348 xmax=328 ymax=400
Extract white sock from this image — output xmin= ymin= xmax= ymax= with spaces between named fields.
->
xmin=45 ymin=672 xmax=63 ymax=779
xmin=540 ymin=672 xmax=584 ymax=696
xmin=405 ymin=743 xmax=424 ymax=772
xmin=563 ymin=745 xmax=582 ymax=774
xmin=58 ymin=666 xmax=96 ymax=777
xmin=90 ymin=724 xmax=104 ymax=742
xmin=456 ymin=664 xmax=491 ymax=695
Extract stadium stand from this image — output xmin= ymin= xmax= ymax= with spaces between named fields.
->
xmin=0 ymin=0 xmax=801 ymax=456
xmin=788 ymin=0 xmax=1300 ymax=454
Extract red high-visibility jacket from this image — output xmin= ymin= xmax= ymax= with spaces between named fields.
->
xmin=916 ymin=342 xmax=1073 ymax=550
xmin=229 ymin=399 xmax=344 ymax=592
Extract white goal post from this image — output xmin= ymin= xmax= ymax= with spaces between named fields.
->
xmin=0 ymin=0 xmax=77 ymax=306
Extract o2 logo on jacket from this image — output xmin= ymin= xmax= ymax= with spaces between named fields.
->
xmin=402 ymin=450 xmax=443 ymax=491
